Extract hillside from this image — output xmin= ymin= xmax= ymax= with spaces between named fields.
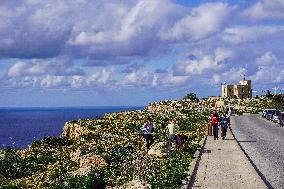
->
xmin=0 ymin=95 xmax=276 ymax=189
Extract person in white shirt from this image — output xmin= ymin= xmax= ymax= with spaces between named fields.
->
xmin=140 ymin=118 xmax=155 ymax=152
xmin=226 ymin=106 xmax=232 ymax=125
xmin=167 ymin=118 xmax=177 ymax=151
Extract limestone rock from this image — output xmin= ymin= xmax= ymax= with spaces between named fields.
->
xmin=72 ymin=166 xmax=93 ymax=176
xmin=70 ymin=148 xmax=82 ymax=163
xmin=147 ymin=142 xmax=166 ymax=158
xmin=61 ymin=122 xmax=89 ymax=141
xmin=80 ymin=154 xmax=107 ymax=168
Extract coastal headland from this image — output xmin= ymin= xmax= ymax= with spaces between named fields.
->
xmin=0 ymin=94 xmax=279 ymax=188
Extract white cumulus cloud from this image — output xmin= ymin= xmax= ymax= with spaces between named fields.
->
xmin=243 ymin=0 xmax=284 ymax=20
xmin=7 ymin=57 xmax=85 ymax=77
xmin=173 ymin=48 xmax=232 ymax=76
xmin=160 ymin=2 xmax=235 ymax=41
xmin=41 ymin=75 xmax=66 ymax=88
xmin=256 ymin=51 xmax=278 ymax=65
xmin=222 ymin=25 xmax=284 ymax=44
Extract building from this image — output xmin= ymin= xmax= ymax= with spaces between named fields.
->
xmin=222 ymin=78 xmax=252 ymax=99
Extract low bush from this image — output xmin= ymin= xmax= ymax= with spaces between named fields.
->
xmin=0 ymin=183 xmax=23 ymax=189
xmin=107 ymin=143 xmax=135 ymax=165
xmin=50 ymin=171 xmax=105 ymax=189
xmin=0 ymin=148 xmax=33 ymax=179
xmin=146 ymin=150 xmax=193 ymax=189
xmin=31 ymin=136 xmax=73 ymax=149
xmin=25 ymin=150 xmax=57 ymax=166
xmin=0 ymin=147 xmax=60 ymax=180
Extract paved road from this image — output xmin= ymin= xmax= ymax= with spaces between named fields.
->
xmin=231 ymin=115 xmax=284 ymax=189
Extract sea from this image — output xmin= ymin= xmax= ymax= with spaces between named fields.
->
xmin=0 ymin=106 xmax=144 ymax=149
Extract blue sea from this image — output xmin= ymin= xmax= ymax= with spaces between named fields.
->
xmin=0 ymin=106 xmax=144 ymax=149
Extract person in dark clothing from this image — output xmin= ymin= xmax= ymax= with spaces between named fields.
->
xmin=140 ymin=119 xmax=155 ymax=152
xmin=175 ymin=133 xmax=185 ymax=150
xmin=210 ymin=111 xmax=219 ymax=140
xmin=220 ymin=114 xmax=228 ymax=140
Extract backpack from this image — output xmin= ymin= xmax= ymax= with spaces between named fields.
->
xmin=221 ymin=119 xmax=228 ymax=128
xmin=175 ymin=134 xmax=185 ymax=149
xmin=211 ymin=116 xmax=218 ymax=125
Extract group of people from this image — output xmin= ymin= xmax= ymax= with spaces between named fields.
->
xmin=140 ymin=118 xmax=183 ymax=152
xmin=209 ymin=107 xmax=232 ymax=140
xmin=139 ymin=106 xmax=233 ymax=152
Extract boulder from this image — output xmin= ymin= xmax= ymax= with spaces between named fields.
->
xmin=147 ymin=142 xmax=166 ymax=158
xmin=80 ymin=154 xmax=107 ymax=168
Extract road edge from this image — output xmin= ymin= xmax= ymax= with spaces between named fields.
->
xmin=180 ymin=135 xmax=207 ymax=189
xmin=229 ymin=120 xmax=274 ymax=189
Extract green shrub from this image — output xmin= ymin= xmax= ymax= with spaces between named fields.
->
xmin=31 ymin=136 xmax=73 ymax=148
xmin=183 ymin=93 xmax=199 ymax=102
xmin=0 ymin=183 xmax=23 ymax=189
xmin=146 ymin=151 xmax=193 ymax=189
xmin=0 ymin=147 xmax=59 ymax=179
xmin=81 ymin=133 xmax=103 ymax=142
xmin=50 ymin=166 xmax=68 ymax=181
xmin=107 ymin=143 xmax=134 ymax=165
xmin=101 ymin=144 xmax=140 ymax=186
xmin=50 ymin=171 xmax=105 ymax=189
xmin=272 ymin=94 xmax=284 ymax=109
xmin=24 ymin=150 xmax=57 ymax=166
xmin=0 ymin=148 xmax=32 ymax=179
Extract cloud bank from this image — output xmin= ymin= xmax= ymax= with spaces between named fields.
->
xmin=1 ymin=0 xmax=284 ymax=106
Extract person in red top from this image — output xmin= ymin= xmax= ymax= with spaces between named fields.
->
xmin=210 ymin=111 xmax=219 ymax=140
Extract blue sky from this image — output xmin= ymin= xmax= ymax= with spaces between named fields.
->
xmin=1 ymin=0 xmax=284 ymax=107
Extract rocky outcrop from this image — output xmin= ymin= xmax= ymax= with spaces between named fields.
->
xmin=147 ymin=142 xmax=166 ymax=158
xmin=61 ymin=121 xmax=90 ymax=141
xmin=80 ymin=154 xmax=107 ymax=168
xmin=70 ymin=148 xmax=107 ymax=168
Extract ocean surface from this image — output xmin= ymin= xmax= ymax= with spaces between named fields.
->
xmin=0 ymin=106 xmax=144 ymax=149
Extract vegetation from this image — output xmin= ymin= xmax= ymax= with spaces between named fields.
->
xmin=183 ymin=92 xmax=199 ymax=102
xmin=0 ymin=148 xmax=31 ymax=179
xmin=1 ymin=92 xmax=274 ymax=188
xmin=271 ymin=94 xmax=284 ymax=110
xmin=50 ymin=171 xmax=105 ymax=189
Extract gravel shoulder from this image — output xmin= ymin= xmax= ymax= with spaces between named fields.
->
xmin=231 ymin=115 xmax=284 ymax=189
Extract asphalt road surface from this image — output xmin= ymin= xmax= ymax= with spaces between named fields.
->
xmin=231 ymin=115 xmax=284 ymax=189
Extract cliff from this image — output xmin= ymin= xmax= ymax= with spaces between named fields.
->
xmin=0 ymin=95 xmax=276 ymax=189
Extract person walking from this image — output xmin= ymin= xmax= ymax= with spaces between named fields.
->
xmin=210 ymin=111 xmax=219 ymax=140
xmin=225 ymin=106 xmax=233 ymax=125
xmin=140 ymin=118 xmax=155 ymax=152
xmin=220 ymin=114 xmax=228 ymax=140
xmin=167 ymin=118 xmax=178 ymax=151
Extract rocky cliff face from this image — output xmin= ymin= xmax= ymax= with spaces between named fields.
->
xmin=61 ymin=122 xmax=89 ymax=141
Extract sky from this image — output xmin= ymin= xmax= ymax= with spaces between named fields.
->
xmin=1 ymin=0 xmax=284 ymax=107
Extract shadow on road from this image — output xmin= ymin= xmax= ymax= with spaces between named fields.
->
xmin=204 ymin=149 xmax=211 ymax=153
xmin=238 ymin=140 xmax=257 ymax=143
